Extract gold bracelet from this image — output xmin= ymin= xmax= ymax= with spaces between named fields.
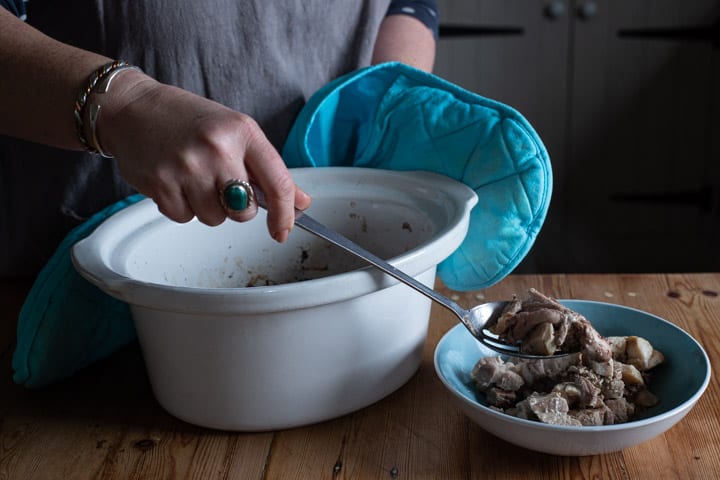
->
xmin=73 ymin=60 xmax=141 ymax=156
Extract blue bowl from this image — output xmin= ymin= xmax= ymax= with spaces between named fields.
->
xmin=434 ymin=300 xmax=711 ymax=456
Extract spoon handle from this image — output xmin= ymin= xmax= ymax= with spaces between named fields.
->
xmin=296 ymin=210 xmax=466 ymax=311
xmin=253 ymin=187 xmax=467 ymax=319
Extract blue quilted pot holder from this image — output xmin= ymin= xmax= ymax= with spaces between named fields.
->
xmin=283 ymin=62 xmax=552 ymax=290
xmin=12 ymin=194 xmax=145 ymax=388
xmin=12 ymin=62 xmax=551 ymax=388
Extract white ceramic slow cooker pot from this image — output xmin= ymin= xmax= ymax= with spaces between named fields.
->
xmin=72 ymin=167 xmax=478 ymax=430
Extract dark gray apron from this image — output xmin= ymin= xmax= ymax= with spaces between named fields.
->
xmin=0 ymin=0 xmax=389 ymax=277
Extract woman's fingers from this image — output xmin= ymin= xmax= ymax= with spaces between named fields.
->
xmin=243 ymin=136 xmax=298 ymax=242
xmin=106 ymin=79 xmax=309 ymax=238
xmin=152 ymin=184 xmax=195 ymax=224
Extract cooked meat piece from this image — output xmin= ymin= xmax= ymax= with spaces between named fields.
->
xmin=586 ymin=357 xmax=615 ymax=378
xmin=504 ymin=308 xmax=566 ymax=343
xmin=471 ymin=357 xmax=524 ymax=392
xmin=619 ymin=362 xmax=645 ymax=385
xmin=608 ymin=335 xmax=665 ymax=371
xmin=625 ymin=336 xmax=665 ymax=371
xmin=525 ymin=289 xmax=615 ymax=362
xmin=600 ymin=368 xmax=625 ymax=400
xmin=554 ymin=316 xmax=571 ymax=348
xmin=506 ymin=399 xmax=533 ymax=420
xmin=604 ymin=398 xmax=634 ymax=424
xmin=515 ymin=353 xmax=582 ymax=385
xmin=626 ymin=336 xmax=654 ymax=369
xmin=574 ymin=318 xmax=613 ymax=363
xmin=607 ymin=336 xmax=627 ymax=359
xmin=569 ymin=407 xmax=607 ymax=426
xmin=527 ymin=392 xmax=582 ymax=426
xmin=471 ymin=356 xmax=503 ymax=390
xmin=522 ymin=322 xmax=557 ymax=356
xmin=551 ymin=382 xmax=583 ymax=406
xmin=524 ymin=287 xmax=567 ymax=310
xmin=562 ymin=366 xmax=604 ymax=408
xmin=491 ymin=296 xmax=523 ymax=334
xmin=488 ymin=288 xmax=613 ymax=363
xmin=486 ymin=387 xmax=517 ymax=408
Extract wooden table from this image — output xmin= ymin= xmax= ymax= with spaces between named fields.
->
xmin=1 ymin=273 xmax=719 ymax=479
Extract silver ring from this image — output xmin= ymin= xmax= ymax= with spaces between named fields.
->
xmin=220 ymin=179 xmax=255 ymax=212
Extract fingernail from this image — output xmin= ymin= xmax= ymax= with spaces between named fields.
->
xmin=273 ymin=228 xmax=290 ymax=243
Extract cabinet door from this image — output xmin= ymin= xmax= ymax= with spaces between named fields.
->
xmin=435 ymin=0 xmax=720 ymax=274
xmin=567 ymin=0 xmax=720 ymax=272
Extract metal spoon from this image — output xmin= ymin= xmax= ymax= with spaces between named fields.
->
xmin=254 ymin=188 xmax=553 ymax=359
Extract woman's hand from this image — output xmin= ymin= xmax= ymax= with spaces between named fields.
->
xmin=95 ymin=70 xmax=311 ymax=243
xmin=0 ymin=9 xmax=309 ymax=242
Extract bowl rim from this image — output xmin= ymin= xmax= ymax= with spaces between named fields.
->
xmin=72 ymin=167 xmax=478 ymax=314
xmin=433 ymin=299 xmax=712 ymax=433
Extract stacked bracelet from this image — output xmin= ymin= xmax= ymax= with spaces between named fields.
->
xmin=73 ymin=60 xmax=142 ymax=157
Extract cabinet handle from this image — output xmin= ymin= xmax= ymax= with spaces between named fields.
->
xmin=544 ymin=0 xmax=566 ymax=20
xmin=438 ymin=25 xmax=524 ymax=38
xmin=610 ymin=186 xmax=716 ymax=212
xmin=577 ymin=1 xmax=598 ymax=20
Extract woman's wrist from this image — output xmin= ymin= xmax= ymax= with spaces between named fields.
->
xmin=82 ymin=66 xmax=157 ymax=158
xmin=74 ymin=60 xmax=135 ymax=155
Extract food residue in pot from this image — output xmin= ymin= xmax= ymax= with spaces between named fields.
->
xmin=348 ymin=212 xmax=368 ymax=233
xmin=156 ymin=206 xmax=426 ymax=288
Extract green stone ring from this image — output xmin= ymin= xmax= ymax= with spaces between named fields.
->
xmin=220 ymin=179 xmax=254 ymax=213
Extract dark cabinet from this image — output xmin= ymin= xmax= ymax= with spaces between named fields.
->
xmin=435 ymin=0 xmax=720 ymax=273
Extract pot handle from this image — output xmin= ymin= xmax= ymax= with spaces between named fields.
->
xmin=71 ymin=237 xmax=135 ymax=301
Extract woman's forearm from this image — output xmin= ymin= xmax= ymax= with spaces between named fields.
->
xmin=371 ymin=14 xmax=436 ymax=72
xmin=0 ymin=8 xmax=310 ymax=238
xmin=0 ymin=8 xmax=112 ymax=149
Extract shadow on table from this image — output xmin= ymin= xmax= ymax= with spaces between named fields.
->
xmin=3 ymin=341 xmax=209 ymax=434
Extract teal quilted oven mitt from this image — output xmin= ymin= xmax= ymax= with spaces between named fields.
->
xmin=283 ymin=62 xmax=552 ymax=291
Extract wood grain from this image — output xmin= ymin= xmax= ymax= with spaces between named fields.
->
xmin=1 ymin=274 xmax=719 ymax=479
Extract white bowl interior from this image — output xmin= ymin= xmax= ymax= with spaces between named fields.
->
xmin=117 ymin=195 xmax=438 ymax=289
xmin=434 ymin=300 xmax=711 ymax=456
xmin=72 ymin=167 xmax=478 ymax=314
xmin=85 ymin=168 xmax=476 ymax=290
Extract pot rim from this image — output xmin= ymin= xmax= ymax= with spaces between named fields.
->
xmin=72 ymin=167 xmax=478 ymax=314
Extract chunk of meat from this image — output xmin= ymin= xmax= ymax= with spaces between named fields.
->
xmin=604 ymin=398 xmax=635 ymax=424
xmin=568 ymin=407 xmax=607 ymax=426
xmin=607 ymin=335 xmax=665 ymax=371
xmin=526 ymin=392 xmax=582 ymax=426
xmin=560 ymin=367 xmax=604 ymax=408
xmin=486 ymin=387 xmax=518 ymax=408
xmin=600 ymin=366 xmax=626 ymax=400
xmin=515 ymin=353 xmax=582 ymax=385
xmin=619 ymin=362 xmax=644 ymax=385
xmin=471 ymin=356 xmax=524 ymax=392
xmin=521 ymin=322 xmax=556 ymax=356
xmin=626 ymin=336 xmax=665 ymax=371
xmin=491 ymin=296 xmax=523 ymax=334
xmin=607 ymin=336 xmax=627 ymax=357
xmin=488 ymin=288 xmax=613 ymax=364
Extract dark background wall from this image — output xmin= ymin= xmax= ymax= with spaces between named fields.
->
xmin=434 ymin=0 xmax=720 ymax=274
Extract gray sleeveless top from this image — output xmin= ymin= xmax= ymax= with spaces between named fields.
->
xmin=0 ymin=0 xmax=389 ymax=277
